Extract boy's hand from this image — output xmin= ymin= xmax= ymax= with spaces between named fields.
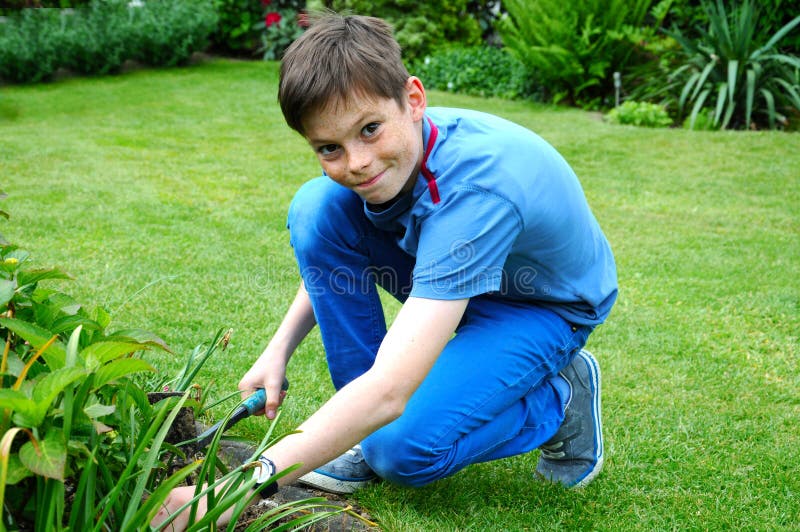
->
xmin=150 ymin=484 xmax=236 ymax=531
xmin=239 ymin=354 xmax=288 ymax=420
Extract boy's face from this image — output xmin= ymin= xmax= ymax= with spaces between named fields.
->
xmin=302 ymin=77 xmax=427 ymax=205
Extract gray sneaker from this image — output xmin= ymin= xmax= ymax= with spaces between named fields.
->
xmin=536 ymin=349 xmax=604 ymax=488
xmin=297 ymin=444 xmax=377 ymax=494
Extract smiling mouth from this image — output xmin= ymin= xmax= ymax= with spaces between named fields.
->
xmin=356 ymin=171 xmax=384 ymax=188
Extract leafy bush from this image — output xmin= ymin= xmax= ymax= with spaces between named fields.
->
xmin=606 ymin=100 xmax=673 ymax=127
xmin=60 ymin=1 xmax=136 ymax=76
xmin=309 ymin=0 xmax=482 ymax=62
xmin=0 ymin=0 xmax=218 ymax=83
xmin=210 ymin=0 xmax=264 ymax=55
xmin=0 ymin=9 xmax=64 ymax=83
xmin=412 ymin=45 xmax=534 ymax=100
xmin=129 ymin=0 xmax=218 ymax=67
xmin=666 ymin=0 xmax=800 ymax=129
xmin=498 ymin=0 xmax=657 ymax=108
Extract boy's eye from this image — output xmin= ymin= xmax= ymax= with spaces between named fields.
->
xmin=317 ymin=144 xmax=339 ymax=156
xmin=362 ymin=122 xmax=380 ymax=137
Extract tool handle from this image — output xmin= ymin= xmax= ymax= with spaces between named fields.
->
xmin=242 ymin=378 xmax=290 ymax=416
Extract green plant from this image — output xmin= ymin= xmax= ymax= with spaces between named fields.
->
xmin=0 ymin=231 xmax=339 ymax=529
xmin=606 ymin=99 xmax=674 ymax=127
xmin=498 ymin=0 xmax=657 ymax=108
xmin=210 ymin=0 xmax=265 ymax=55
xmin=0 ymin=8 xmax=64 ymax=83
xmin=311 ymin=0 xmax=482 ymax=62
xmin=129 ymin=0 xmax=218 ymax=67
xmin=412 ymin=45 xmax=534 ymax=100
xmin=0 ymin=0 xmax=218 ymax=83
xmin=60 ymin=0 xmax=136 ymax=76
xmin=666 ymin=0 xmax=800 ymax=129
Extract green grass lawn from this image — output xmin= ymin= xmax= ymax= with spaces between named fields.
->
xmin=2 ymin=58 xmax=799 ymax=530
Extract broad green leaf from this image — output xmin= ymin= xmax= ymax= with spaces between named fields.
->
xmin=17 ymin=267 xmax=72 ymax=287
xmin=0 ymin=317 xmax=66 ymax=369
xmin=0 ymin=279 xmax=15 ymax=307
xmin=50 ymin=314 xmax=102 ymax=336
xmin=0 ymin=388 xmax=36 ymax=414
xmin=726 ymin=60 xmax=738 ymax=104
xmin=4 ymin=452 xmax=33 ymax=485
xmin=745 ymin=68 xmax=755 ymax=127
xmin=82 ymin=341 xmax=149 ymax=370
xmin=19 ymin=428 xmax=67 ymax=481
xmin=83 ymin=403 xmax=116 ymax=419
xmin=93 ymin=358 xmax=154 ymax=388
xmin=28 ymin=367 xmax=88 ymax=426
xmin=105 ymin=328 xmax=171 ymax=352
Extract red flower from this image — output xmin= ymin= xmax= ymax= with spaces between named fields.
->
xmin=265 ymin=11 xmax=282 ymax=27
xmin=260 ymin=0 xmax=271 ymax=5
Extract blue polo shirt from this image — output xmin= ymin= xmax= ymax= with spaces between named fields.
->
xmin=364 ymin=107 xmax=617 ymax=326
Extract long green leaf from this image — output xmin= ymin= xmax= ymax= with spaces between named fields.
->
xmin=119 ymin=391 xmax=192 ymax=529
xmin=760 ymin=87 xmax=776 ymax=128
xmin=691 ymin=61 xmax=718 ymax=103
xmin=745 ymin=68 xmax=756 ymax=128
xmin=133 ymin=458 xmax=204 ymax=527
xmin=756 ymin=15 xmax=800 ymax=56
xmin=726 ymin=59 xmax=738 ymax=104
xmin=714 ymin=82 xmax=728 ymax=126
xmin=774 ymin=78 xmax=800 ymax=109
xmin=690 ymin=88 xmax=711 ymax=129
xmin=16 ymin=267 xmax=72 ymax=288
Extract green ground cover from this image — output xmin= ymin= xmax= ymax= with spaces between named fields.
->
xmin=2 ymin=58 xmax=798 ymax=530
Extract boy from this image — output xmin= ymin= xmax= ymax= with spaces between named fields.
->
xmin=153 ymin=12 xmax=617 ymax=529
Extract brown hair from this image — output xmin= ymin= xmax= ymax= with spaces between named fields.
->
xmin=278 ymin=12 xmax=410 ymax=135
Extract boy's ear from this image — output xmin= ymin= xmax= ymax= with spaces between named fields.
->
xmin=405 ymin=76 xmax=427 ymax=121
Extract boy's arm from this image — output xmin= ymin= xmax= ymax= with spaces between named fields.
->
xmin=152 ymin=296 xmax=467 ymax=530
xmin=239 ymin=281 xmax=317 ymax=418
xmin=259 ymin=295 xmax=468 ymax=484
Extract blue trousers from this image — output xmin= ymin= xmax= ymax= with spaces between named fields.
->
xmin=288 ymin=177 xmax=593 ymax=487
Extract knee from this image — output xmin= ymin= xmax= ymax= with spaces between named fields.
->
xmin=362 ymin=424 xmax=438 ymax=488
xmin=287 ymin=177 xmax=361 ymax=255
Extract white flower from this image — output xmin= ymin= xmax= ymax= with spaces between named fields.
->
xmin=447 ymin=81 xmax=454 ymax=90
xmin=128 ymin=0 xmax=144 ymax=7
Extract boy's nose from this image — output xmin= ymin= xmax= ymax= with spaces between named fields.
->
xmin=347 ymin=145 xmax=372 ymax=173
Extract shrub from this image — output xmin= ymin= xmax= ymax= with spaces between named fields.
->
xmin=60 ymin=0 xmax=135 ymax=76
xmin=0 ymin=0 xmax=218 ymax=84
xmin=498 ymin=0 xmax=657 ymax=108
xmin=666 ymin=0 xmax=800 ymax=129
xmin=210 ymin=0 xmax=264 ymax=56
xmin=412 ymin=46 xmax=534 ymax=100
xmin=310 ymin=0 xmax=482 ymax=62
xmin=129 ymin=0 xmax=218 ymax=67
xmin=606 ymin=100 xmax=673 ymax=127
xmin=0 ymin=9 xmax=64 ymax=83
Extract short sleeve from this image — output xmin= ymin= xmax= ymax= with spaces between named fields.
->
xmin=410 ymin=187 xmax=522 ymax=299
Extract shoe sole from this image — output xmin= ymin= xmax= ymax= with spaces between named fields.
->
xmin=572 ymin=349 xmax=603 ymax=488
xmin=297 ymin=470 xmax=374 ymax=495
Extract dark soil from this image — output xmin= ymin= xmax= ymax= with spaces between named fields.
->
xmin=217 ymin=438 xmax=378 ymax=531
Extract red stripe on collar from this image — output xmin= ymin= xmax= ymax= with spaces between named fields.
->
xmin=420 ymin=116 xmax=440 ymax=204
